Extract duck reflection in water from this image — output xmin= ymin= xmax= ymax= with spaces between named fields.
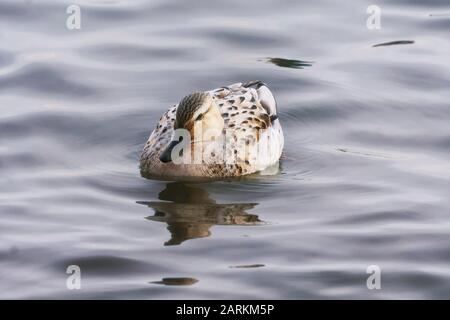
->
xmin=137 ymin=182 xmax=262 ymax=246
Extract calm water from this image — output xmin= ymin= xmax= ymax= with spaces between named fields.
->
xmin=1 ymin=0 xmax=449 ymax=299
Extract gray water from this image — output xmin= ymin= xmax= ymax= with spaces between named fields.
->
xmin=0 ymin=0 xmax=449 ymax=299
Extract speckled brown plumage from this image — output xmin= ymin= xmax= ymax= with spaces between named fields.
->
xmin=175 ymin=92 xmax=208 ymax=129
xmin=140 ymin=81 xmax=284 ymax=178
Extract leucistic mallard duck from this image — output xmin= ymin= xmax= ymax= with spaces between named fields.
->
xmin=140 ymin=81 xmax=284 ymax=178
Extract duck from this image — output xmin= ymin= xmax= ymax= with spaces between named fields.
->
xmin=140 ymin=81 xmax=284 ymax=178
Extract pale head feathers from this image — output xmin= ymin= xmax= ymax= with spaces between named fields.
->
xmin=175 ymin=92 xmax=211 ymax=129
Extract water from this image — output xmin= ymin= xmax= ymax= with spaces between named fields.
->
xmin=0 ymin=0 xmax=449 ymax=299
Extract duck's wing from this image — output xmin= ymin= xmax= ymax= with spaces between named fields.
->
xmin=242 ymin=80 xmax=278 ymax=117
xmin=209 ymin=82 xmax=283 ymax=173
xmin=210 ymin=81 xmax=278 ymax=132
xmin=211 ymin=81 xmax=278 ymax=119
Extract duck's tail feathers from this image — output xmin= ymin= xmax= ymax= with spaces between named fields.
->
xmin=244 ymin=80 xmax=278 ymax=116
xmin=243 ymin=80 xmax=265 ymax=89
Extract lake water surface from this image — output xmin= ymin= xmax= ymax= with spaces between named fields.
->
xmin=1 ymin=0 xmax=450 ymax=299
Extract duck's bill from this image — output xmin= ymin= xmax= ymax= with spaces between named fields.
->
xmin=159 ymin=140 xmax=180 ymax=163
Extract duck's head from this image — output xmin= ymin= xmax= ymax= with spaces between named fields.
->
xmin=160 ymin=92 xmax=224 ymax=163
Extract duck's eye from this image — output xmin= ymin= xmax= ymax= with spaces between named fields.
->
xmin=195 ymin=113 xmax=203 ymax=121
